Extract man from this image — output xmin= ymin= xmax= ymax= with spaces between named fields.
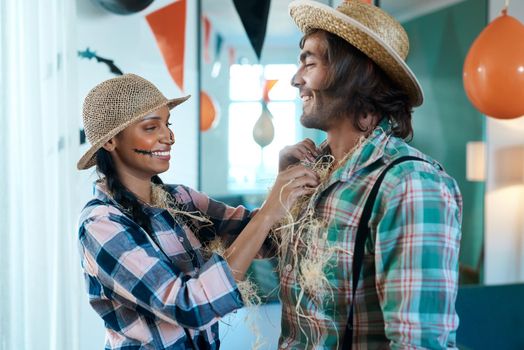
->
xmin=276 ymin=0 xmax=462 ymax=349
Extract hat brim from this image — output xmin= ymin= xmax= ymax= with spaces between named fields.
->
xmin=77 ymin=95 xmax=190 ymax=170
xmin=289 ymin=0 xmax=423 ymax=106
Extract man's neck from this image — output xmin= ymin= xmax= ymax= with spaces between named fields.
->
xmin=326 ymin=121 xmax=367 ymax=163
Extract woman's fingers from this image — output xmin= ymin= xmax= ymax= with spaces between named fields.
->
xmin=289 ymin=185 xmax=317 ymax=199
xmin=262 ymin=164 xmax=321 ymax=221
xmin=282 ymin=165 xmax=319 ymax=183
xmin=286 ymin=174 xmax=319 ymax=189
xmin=276 ymin=165 xmax=319 ymax=203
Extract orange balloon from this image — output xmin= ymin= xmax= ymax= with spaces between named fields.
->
xmin=463 ymin=11 xmax=524 ymax=119
xmin=200 ymin=91 xmax=218 ymax=131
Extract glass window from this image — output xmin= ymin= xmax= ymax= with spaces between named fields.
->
xmin=228 ymin=64 xmax=298 ymax=193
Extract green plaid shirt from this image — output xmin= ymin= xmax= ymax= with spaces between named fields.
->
xmin=278 ymin=121 xmax=462 ymax=349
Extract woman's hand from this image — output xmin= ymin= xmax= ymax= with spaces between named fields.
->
xmin=223 ymin=165 xmax=319 ymax=281
xmin=279 ymin=138 xmax=320 ymax=172
xmin=260 ymin=164 xmax=319 ymax=222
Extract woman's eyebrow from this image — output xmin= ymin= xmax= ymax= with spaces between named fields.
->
xmin=142 ymin=111 xmax=171 ymax=122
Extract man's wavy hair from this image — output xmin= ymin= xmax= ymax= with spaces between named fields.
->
xmin=301 ymin=29 xmax=414 ymax=139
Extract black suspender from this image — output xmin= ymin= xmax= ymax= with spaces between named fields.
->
xmin=341 ymin=156 xmax=428 ymax=349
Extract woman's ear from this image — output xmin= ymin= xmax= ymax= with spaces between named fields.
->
xmin=102 ymin=138 xmax=117 ymax=152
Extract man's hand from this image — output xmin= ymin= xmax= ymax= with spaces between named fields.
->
xmin=279 ymin=138 xmax=320 ymax=172
xmin=260 ymin=164 xmax=319 ymax=221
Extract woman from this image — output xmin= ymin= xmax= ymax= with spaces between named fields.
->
xmin=77 ymin=74 xmax=319 ymax=349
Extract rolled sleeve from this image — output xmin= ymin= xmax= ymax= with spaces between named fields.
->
xmin=191 ymin=254 xmax=244 ymax=322
xmin=375 ymin=171 xmax=462 ymax=349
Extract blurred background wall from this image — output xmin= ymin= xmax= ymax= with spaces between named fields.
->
xmin=1 ymin=0 xmax=523 ymax=349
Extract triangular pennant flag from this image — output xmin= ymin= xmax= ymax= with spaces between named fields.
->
xmin=262 ymin=79 xmax=278 ymax=102
xmin=232 ymin=0 xmax=271 ymax=60
xmin=146 ymin=0 xmax=186 ymax=91
xmin=214 ymin=33 xmax=224 ymax=60
xmin=203 ymin=16 xmax=212 ymax=64
xmin=228 ymin=46 xmax=236 ymax=66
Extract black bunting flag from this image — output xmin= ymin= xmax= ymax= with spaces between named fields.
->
xmin=232 ymin=0 xmax=271 ymax=60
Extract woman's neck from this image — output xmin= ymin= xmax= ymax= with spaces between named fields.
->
xmin=117 ymin=171 xmax=152 ymax=204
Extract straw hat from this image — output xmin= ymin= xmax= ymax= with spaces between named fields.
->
xmin=289 ymin=0 xmax=423 ymax=106
xmin=77 ymin=74 xmax=190 ymax=170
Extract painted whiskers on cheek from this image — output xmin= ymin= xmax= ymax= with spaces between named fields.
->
xmin=134 ymin=149 xmax=153 ymax=156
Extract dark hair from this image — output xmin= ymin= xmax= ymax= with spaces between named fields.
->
xmin=96 ymin=148 xmax=163 ymax=233
xmin=300 ymin=29 xmax=414 ymax=139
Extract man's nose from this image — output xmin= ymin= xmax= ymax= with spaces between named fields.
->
xmin=291 ymin=72 xmax=303 ymax=88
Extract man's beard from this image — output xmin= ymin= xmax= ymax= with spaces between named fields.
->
xmin=300 ymin=90 xmax=347 ymax=131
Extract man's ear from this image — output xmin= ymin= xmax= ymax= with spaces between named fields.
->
xmin=357 ymin=114 xmax=371 ymax=133
xmin=102 ymin=137 xmax=117 ymax=152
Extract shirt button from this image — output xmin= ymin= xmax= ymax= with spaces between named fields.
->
xmin=285 ymin=264 xmax=292 ymax=272
xmin=178 ymin=237 xmax=184 ymax=242
xmin=281 ymin=341 xmax=289 ymax=349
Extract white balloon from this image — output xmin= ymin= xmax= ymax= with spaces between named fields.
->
xmin=252 ymin=103 xmax=275 ymax=148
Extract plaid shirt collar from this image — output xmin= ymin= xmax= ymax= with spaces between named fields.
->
xmin=93 ymin=181 xmax=166 ymax=218
xmin=319 ymin=118 xmax=393 ymax=188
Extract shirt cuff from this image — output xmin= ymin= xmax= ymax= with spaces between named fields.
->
xmin=199 ymin=253 xmax=244 ymax=317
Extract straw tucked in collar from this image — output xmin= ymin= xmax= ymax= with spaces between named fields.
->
xmin=289 ymin=0 xmax=423 ymax=106
xmin=77 ymin=74 xmax=190 ymax=170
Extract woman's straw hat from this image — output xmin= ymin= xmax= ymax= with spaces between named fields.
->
xmin=77 ymin=74 xmax=190 ymax=170
xmin=289 ymin=0 xmax=423 ymax=106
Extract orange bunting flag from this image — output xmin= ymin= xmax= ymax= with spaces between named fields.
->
xmin=263 ymin=79 xmax=278 ymax=102
xmin=146 ymin=0 xmax=187 ymax=91
xmin=228 ymin=46 xmax=236 ymax=66
xmin=203 ymin=16 xmax=211 ymax=64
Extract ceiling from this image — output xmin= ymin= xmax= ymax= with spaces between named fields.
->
xmin=203 ymin=0 xmax=466 ymax=57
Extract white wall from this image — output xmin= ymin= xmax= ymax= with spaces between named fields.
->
xmin=484 ymin=1 xmax=524 ymax=285
xmin=76 ymin=0 xmax=199 ymax=189
xmin=75 ymin=0 xmax=199 ymax=348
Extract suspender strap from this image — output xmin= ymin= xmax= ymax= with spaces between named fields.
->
xmin=341 ymin=156 xmax=428 ymax=349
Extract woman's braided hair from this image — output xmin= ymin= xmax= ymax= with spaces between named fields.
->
xmin=96 ymin=148 xmax=163 ymax=234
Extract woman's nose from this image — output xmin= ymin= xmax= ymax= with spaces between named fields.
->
xmin=163 ymin=128 xmax=175 ymax=145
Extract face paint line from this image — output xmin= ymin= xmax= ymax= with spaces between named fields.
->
xmin=133 ymin=149 xmax=153 ymax=156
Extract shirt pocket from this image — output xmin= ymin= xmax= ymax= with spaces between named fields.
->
xmin=324 ymin=218 xmax=359 ymax=294
xmin=150 ymin=229 xmax=197 ymax=274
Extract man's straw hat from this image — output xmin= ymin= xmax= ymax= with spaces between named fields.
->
xmin=77 ymin=74 xmax=190 ymax=170
xmin=289 ymin=0 xmax=423 ymax=106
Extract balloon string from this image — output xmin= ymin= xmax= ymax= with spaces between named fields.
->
xmin=502 ymin=0 xmax=510 ymax=15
